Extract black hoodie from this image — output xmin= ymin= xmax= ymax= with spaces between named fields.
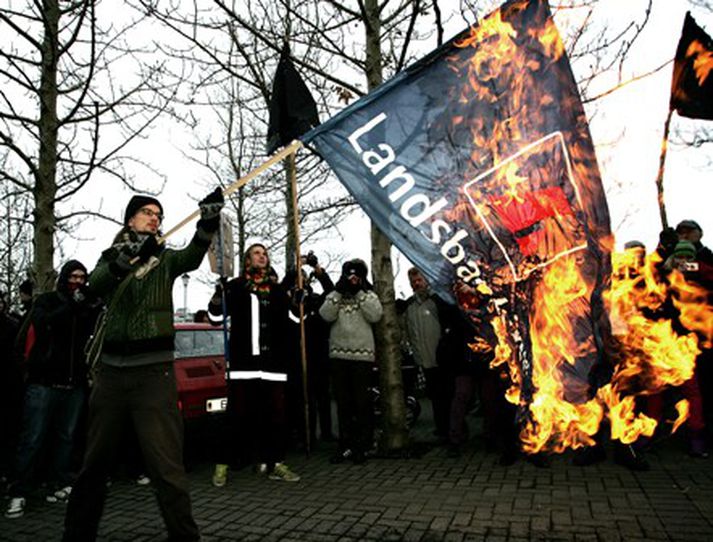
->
xmin=25 ymin=260 xmax=100 ymax=387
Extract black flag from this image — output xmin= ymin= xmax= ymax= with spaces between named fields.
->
xmin=671 ymin=12 xmax=713 ymax=120
xmin=266 ymin=46 xmax=319 ymax=154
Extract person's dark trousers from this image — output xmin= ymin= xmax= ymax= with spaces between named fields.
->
xmin=308 ymin=358 xmax=333 ymax=441
xmin=424 ymin=367 xmax=450 ymax=438
xmin=448 ymin=374 xmax=475 ymax=446
xmin=9 ymin=384 xmax=85 ymax=497
xmin=285 ymin=358 xmax=304 ymax=447
xmin=331 ymin=359 xmax=373 ymax=455
xmin=220 ymin=379 xmax=287 ymax=467
xmin=0 ymin=363 xmax=24 ymax=479
xmin=63 ymin=363 xmax=199 ymax=542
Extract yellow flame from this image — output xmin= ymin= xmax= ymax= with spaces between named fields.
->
xmin=687 ymin=40 xmax=713 ymax=86
xmin=485 ymin=248 xmax=710 ymax=454
xmin=672 ymin=400 xmax=690 ymax=434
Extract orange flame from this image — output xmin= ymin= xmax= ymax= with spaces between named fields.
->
xmin=486 ymin=248 xmax=709 ymax=454
xmin=687 ymin=40 xmax=713 ymax=86
xmin=672 ymin=400 xmax=690 ymax=434
xmin=454 ymin=2 xmax=711 ymax=454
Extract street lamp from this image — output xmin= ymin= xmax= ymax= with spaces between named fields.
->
xmin=181 ymin=273 xmax=190 ymax=321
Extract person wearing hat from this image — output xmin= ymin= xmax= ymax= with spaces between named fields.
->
xmin=658 ymin=238 xmax=712 ymax=458
xmin=664 ymin=239 xmax=698 ymax=272
xmin=63 ymin=188 xmax=224 ymax=542
xmin=675 ymin=219 xmax=713 ymax=266
xmin=5 ymin=260 xmax=100 ymax=519
xmin=319 ymin=258 xmax=383 ymax=464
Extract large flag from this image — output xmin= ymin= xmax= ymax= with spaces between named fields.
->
xmin=302 ymin=0 xmax=614 ymax=434
xmin=266 ymin=45 xmax=320 ymax=155
xmin=302 ymin=0 xmax=610 ymax=305
xmin=671 ymin=12 xmax=713 ymax=120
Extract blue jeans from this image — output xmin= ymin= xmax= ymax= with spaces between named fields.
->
xmin=11 ymin=384 xmax=86 ymax=496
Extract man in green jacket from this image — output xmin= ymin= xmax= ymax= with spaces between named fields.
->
xmin=63 ymin=189 xmax=224 ymax=542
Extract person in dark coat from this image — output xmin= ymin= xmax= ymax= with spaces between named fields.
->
xmin=281 ymin=252 xmax=335 ymax=449
xmin=5 ymin=261 xmax=100 ymax=519
xmin=209 ymin=243 xmax=300 ymax=485
xmin=0 ymin=291 xmax=22 ymax=482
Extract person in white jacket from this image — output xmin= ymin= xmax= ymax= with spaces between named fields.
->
xmin=319 ymin=259 xmax=382 ymax=464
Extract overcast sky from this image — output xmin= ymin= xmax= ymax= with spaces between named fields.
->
xmin=54 ymin=0 xmax=713 ymax=313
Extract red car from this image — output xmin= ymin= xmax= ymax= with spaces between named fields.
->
xmin=173 ymin=323 xmax=228 ymax=421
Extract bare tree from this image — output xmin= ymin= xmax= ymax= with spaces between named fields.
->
xmin=0 ymin=1 xmax=180 ymax=292
xmin=129 ymin=0 xmax=355 ymax=275
xmin=0 ymin=153 xmax=33 ymax=309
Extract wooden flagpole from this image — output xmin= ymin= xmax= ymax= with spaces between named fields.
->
xmin=655 ymin=109 xmax=673 ymax=230
xmin=287 ymin=150 xmax=311 ymax=456
xmin=159 ymin=139 xmax=304 ymax=243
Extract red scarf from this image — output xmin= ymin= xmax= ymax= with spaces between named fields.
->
xmin=244 ymin=269 xmax=271 ymax=298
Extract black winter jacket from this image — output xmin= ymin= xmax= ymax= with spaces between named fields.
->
xmin=25 ymin=291 xmax=100 ymax=387
xmin=210 ymin=277 xmax=289 ymax=380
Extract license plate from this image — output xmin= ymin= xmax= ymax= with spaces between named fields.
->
xmin=206 ymin=397 xmax=227 ymax=413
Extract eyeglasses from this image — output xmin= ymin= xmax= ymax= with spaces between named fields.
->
xmin=138 ymin=207 xmax=164 ymax=222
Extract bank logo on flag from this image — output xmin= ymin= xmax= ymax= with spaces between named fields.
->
xmin=464 ymin=131 xmax=587 ymax=282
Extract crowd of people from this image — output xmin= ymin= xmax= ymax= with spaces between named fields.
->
xmin=1 ymin=194 xmax=711 ymax=540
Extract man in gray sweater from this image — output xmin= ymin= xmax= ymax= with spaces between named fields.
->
xmin=319 ymin=259 xmax=382 ymax=464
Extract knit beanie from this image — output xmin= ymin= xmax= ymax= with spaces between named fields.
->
xmin=675 ymin=220 xmax=702 ymax=233
xmin=124 ymin=195 xmax=163 ymax=226
xmin=672 ymin=240 xmax=697 ymax=260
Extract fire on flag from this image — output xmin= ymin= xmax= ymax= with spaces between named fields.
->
xmin=301 ymin=0 xmax=711 ymax=454
xmin=671 ymin=12 xmax=713 ymax=120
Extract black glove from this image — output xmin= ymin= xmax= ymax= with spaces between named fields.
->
xmin=304 ymin=251 xmax=318 ymax=267
xmin=72 ymin=284 xmax=89 ymax=304
xmin=199 ymin=188 xmax=225 ymax=221
xmin=658 ymin=227 xmax=678 ymax=257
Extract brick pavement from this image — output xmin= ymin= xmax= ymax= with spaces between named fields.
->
xmin=2 ymin=411 xmax=713 ymax=541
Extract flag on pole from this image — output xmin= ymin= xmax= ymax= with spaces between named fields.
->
xmin=266 ymin=45 xmax=320 ymax=154
xmin=303 ymin=0 xmax=615 ymax=440
xmin=671 ymin=12 xmax=713 ymax=120
xmin=302 ymin=0 xmax=610 ymax=304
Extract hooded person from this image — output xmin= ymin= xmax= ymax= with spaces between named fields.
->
xmin=62 ymin=188 xmax=224 ymax=542
xmin=319 ymin=258 xmax=382 ymax=464
xmin=5 ymin=260 xmax=101 ymax=520
xmin=281 ymin=253 xmax=335 ymax=447
xmin=207 ymin=243 xmax=301 ymax=486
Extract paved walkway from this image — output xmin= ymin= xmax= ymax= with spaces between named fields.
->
xmin=2 ymin=409 xmax=713 ymax=541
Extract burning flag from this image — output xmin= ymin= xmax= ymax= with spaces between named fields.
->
xmin=303 ymin=0 xmax=618 ymax=453
xmin=670 ymin=12 xmax=713 ymax=121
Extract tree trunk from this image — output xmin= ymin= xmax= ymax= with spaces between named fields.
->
xmin=364 ymin=0 xmax=408 ymax=452
xmin=33 ymin=0 xmax=60 ymax=293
